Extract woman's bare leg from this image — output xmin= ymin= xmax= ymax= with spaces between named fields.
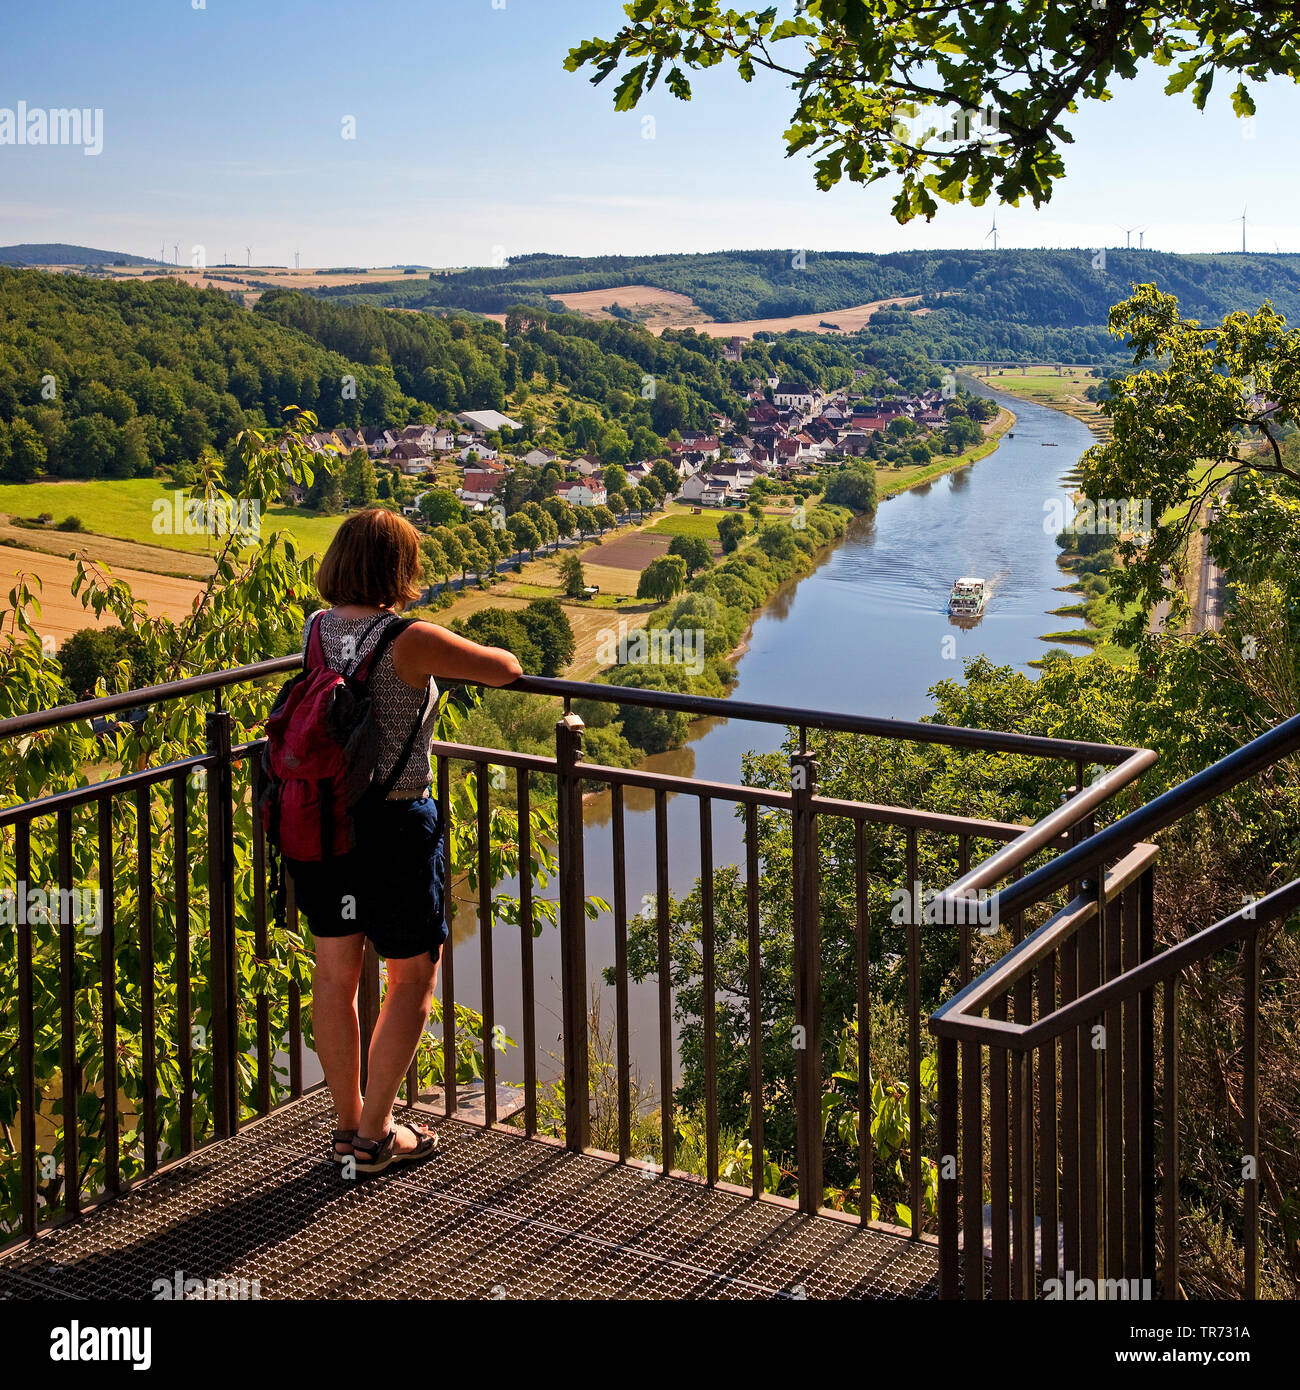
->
xmin=357 ymin=949 xmax=440 ymax=1152
xmin=312 ymin=934 xmax=366 ymax=1143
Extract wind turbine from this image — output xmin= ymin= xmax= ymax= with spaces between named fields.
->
xmin=986 ymin=213 xmax=999 ymax=251
xmin=1136 ymin=227 xmax=1149 ymax=250
xmin=172 ymin=242 xmax=179 ymax=265
xmin=294 ymin=249 xmax=301 ymax=270
xmin=1119 ymin=225 xmax=1138 ymax=249
xmin=1239 ymin=207 xmax=1248 ymax=253
xmin=246 ymin=246 xmax=252 ymax=267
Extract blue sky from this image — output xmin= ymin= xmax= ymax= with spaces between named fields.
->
xmin=1 ymin=0 xmax=1297 ymax=266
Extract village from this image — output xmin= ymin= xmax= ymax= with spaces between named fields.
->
xmin=285 ymin=363 xmax=978 ymax=524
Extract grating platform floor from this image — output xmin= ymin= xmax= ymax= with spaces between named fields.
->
xmin=0 ymin=1092 xmax=939 ymax=1300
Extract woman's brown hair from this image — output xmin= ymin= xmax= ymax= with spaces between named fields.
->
xmin=316 ymin=507 xmax=423 ymax=610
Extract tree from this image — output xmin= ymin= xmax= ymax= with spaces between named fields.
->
xmin=717 ymin=512 xmax=747 ymax=554
xmin=668 ymin=533 xmax=714 ymax=578
xmin=603 ymin=463 xmax=629 ymax=495
xmin=542 ymin=496 xmax=576 ymax=539
xmin=609 ymin=663 xmax=691 ymax=753
xmin=519 ymin=598 xmax=576 ymax=676
xmin=420 ymin=536 xmax=450 ymax=586
xmin=1079 ymin=286 xmax=1300 ymax=645
xmin=559 ymin=552 xmax=587 ymax=599
xmin=457 ymin=608 xmax=540 ymax=673
xmin=637 ymin=554 xmax=688 ymax=601
xmin=507 ymin=513 xmax=543 ymax=561
xmin=55 ymin=626 xmax=153 ymax=698
xmin=434 ymin=527 xmax=466 ymax=582
xmin=824 ymin=464 xmax=878 ymax=513
xmin=343 ymin=449 xmax=377 ymax=505
xmin=567 ymin=4 xmax=1282 ymax=220
xmin=650 ymin=459 xmax=679 ymax=496
xmin=419 ymin=488 xmax=465 ymax=528
xmin=588 ymin=505 xmax=616 ymax=536
xmin=757 ymin=522 xmax=800 ymax=562
xmin=1 ymin=417 xmax=45 ymax=481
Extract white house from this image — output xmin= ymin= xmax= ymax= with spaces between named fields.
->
xmin=523 ymin=447 xmax=560 ymax=468
xmin=554 ymin=482 xmax=608 ymax=508
xmin=459 ymin=443 xmax=500 ymax=464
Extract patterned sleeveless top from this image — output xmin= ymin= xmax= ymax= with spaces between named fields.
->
xmin=303 ymin=610 xmax=439 ymax=797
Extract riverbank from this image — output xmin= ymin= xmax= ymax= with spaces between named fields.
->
xmin=961 ymin=366 xmax=1112 ymax=442
xmin=876 ymin=406 xmax=1016 ymax=501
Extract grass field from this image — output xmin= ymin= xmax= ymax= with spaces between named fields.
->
xmin=971 ymin=366 xmax=1113 ymax=441
xmin=646 ymin=511 xmax=728 ymax=540
xmin=0 ymin=479 xmax=344 ymax=561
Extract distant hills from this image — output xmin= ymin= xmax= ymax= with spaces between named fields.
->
xmin=0 ymin=244 xmax=162 ymax=267
xmin=316 ymin=248 xmax=1300 ymax=363
xmin=11 ymin=243 xmax=1300 ymax=364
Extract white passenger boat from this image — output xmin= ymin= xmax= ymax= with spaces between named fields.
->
xmin=948 ymin=576 xmax=987 ymax=617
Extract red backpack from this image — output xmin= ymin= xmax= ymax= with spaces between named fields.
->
xmin=260 ymin=612 xmax=432 ymax=862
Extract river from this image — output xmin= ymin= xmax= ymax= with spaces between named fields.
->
xmin=437 ymin=380 xmax=1094 ymax=1092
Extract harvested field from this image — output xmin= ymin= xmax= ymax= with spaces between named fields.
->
xmin=2 ymin=548 xmax=204 ymax=646
xmin=577 ymin=531 xmax=670 ymax=572
xmin=552 ymin=285 xmax=706 ymax=331
xmin=661 ymin=294 xmax=928 ymax=339
xmin=0 ymin=524 xmax=216 ymax=579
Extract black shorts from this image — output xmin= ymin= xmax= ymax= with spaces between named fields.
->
xmin=286 ymin=796 xmax=449 ymax=960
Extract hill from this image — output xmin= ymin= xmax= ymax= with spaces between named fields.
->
xmin=0 ymin=243 xmax=162 ymax=267
xmin=316 ymin=248 xmax=1300 ymax=363
xmin=0 ymin=268 xmax=937 ymax=484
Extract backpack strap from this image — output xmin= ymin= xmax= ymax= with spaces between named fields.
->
xmin=303 ymin=608 xmax=327 ymax=670
xmin=343 ymin=613 xmax=392 ymax=676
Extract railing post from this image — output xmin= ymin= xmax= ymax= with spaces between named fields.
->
xmin=937 ymin=1034 xmax=959 ymax=1297
xmin=790 ymin=746 xmax=822 ymax=1214
xmin=556 ymin=711 xmax=589 ymax=1152
xmin=205 ymin=710 xmax=238 ymax=1137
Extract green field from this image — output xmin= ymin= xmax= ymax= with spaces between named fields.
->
xmin=0 ymin=479 xmax=344 ymax=557
xmin=646 ymin=509 xmax=728 ymax=540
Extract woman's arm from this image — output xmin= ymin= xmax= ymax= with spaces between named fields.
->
xmin=391 ymin=620 xmax=523 ymax=689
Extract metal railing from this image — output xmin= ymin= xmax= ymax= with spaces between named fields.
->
xmin=929 ymin=711 xmax=1300 ymax=1299
xmin=1 ymin=656 xmax=1154 ymax=1258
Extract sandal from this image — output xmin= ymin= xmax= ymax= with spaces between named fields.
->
xmin=351 ymin=1122 xmax=439 ymax=1175
xmin=330 ymin=1129 xmax=357 ymax=1163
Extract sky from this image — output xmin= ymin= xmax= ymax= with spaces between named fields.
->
xmin=2 ymin=0 xmax=1298 ymax=267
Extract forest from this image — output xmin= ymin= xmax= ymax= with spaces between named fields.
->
xmin=315 ymin=247 xmax=1300 ymax=361
xmin=0 ymin=268 xmax=943 ymax=483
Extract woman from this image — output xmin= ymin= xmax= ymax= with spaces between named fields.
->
xmin=288 ymin=507 xmax=521 ymax=1174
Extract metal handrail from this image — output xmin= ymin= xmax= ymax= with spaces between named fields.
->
xmin=0 ymin=655 xmax=1146 ymax=762
xmin=940 ymin=710 xmax=1300 ymax=926
xmin=1015 ymin=876 xmax=1300 ymax=1050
